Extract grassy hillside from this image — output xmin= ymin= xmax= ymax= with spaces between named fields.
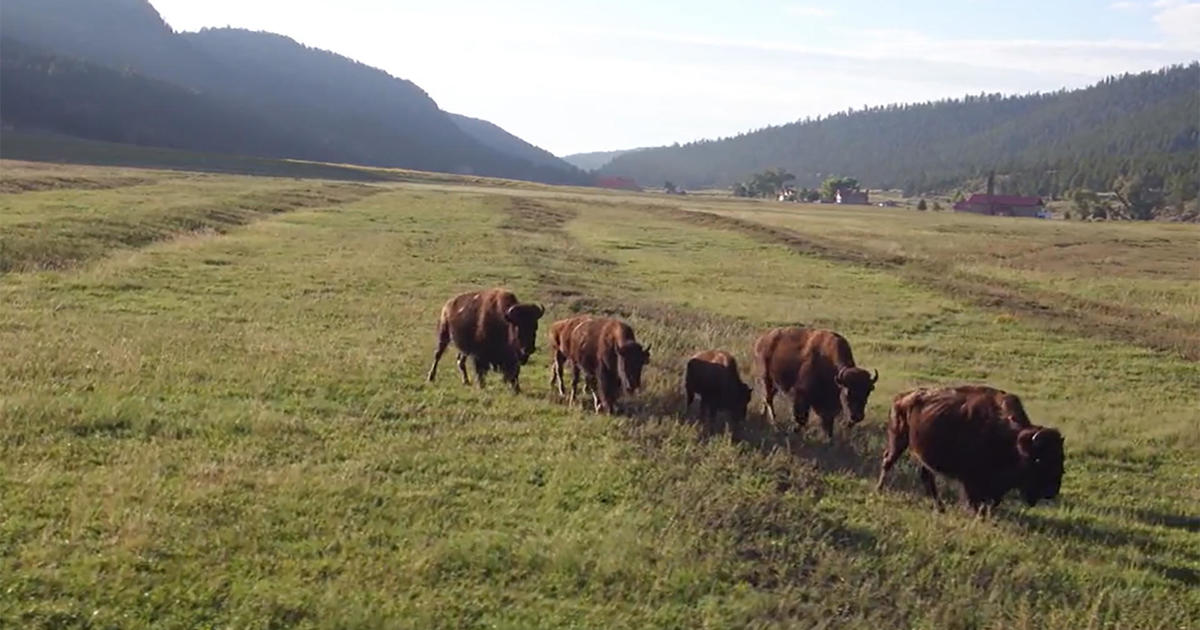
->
xmin=1 ymin=162 xmax=1197 ymax=628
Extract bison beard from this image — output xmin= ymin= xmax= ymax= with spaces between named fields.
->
xmin=426 ymin=288 xmax=544 ymax=393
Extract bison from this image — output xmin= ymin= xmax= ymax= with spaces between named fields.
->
xmin=562 ymin=316 xmax=651 ymax=414
xmin=876 ymin=385 xmax=1065 ymax=515
xmin=426 ymin=288 xmax=544 ymax=393
xmin=548 ymin=314 xmax=595 ymax=404
xmin=683 ymin=350 xmax=752 ymax=428
xmin=754 ymin=327 xmax=878 ymax=440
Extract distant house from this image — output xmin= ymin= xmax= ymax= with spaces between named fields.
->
xmin=835 ymin=188 xmax=869 ymax=205
xmin=594 ymin=176 xmax=641 ymax=191
xmin=953 ymin=194 xmax=1045 ymax=217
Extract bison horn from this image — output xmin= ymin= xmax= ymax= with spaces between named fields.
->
xmin=870 ymin=369 xmax=879 ymax=384
xmin=1032 ymin=429 xmax=1045 ymax=445
xmin=835 ymin=366 xmax=850 ymax=386
xmin=532 ymin=303 xmax=545 ymax=318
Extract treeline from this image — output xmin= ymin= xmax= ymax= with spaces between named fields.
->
xmin=0 ymin=0 xmax=586 ymax=185
xmin=598 ymin=64 xmax=1199 ymax=201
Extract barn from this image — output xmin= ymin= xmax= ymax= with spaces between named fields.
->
xmin=953 ymin=194 xmax=1046 ymax=217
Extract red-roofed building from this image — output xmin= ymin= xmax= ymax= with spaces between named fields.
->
xmin=594 ymin=176 xmax=641 ymax=191
xmin=953 ymin=194 xmax=1046 ymax=218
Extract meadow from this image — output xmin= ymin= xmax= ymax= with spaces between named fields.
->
xmin=1 ymin=159 xmax=1197 ymax=629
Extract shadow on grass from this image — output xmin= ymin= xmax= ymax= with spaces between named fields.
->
xmin=1127 ymin=508 xmax=1200 ymax=533
xmin=1013 ymin=510 xmax=1200 ymax=566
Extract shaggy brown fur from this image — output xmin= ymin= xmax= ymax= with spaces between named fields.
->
xmin=562 ymin=317 xmax=651 ymax=414
xmin=683 ymin=350 xmax=752 ymax=429
xmin=876 ymin=385 xmax=1065 ymax=515
xmin=754 ymin=327 xmax=878 ymax=440
xmin=548 ymin=315 xmax=595 ymax=403
xmin=426 ymin=288 xmax=543 ymax=393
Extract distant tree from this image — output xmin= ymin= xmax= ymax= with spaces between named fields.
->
xmin=741 ymin=168 xmax=795 ymax=198
xmin=917 ymin=198 xmax=928 ymax=211
xmin=732 ymin=182 xmax=749 ymax=197
xmin=931 ymin=201 xmax=943 ymax=211
xmin=1113 ymin=173 xmax=1164 ymax=220
xmin=952 ymin=190 xmax=964 ymax=203
xmin=664 ymin=181 xmax=677 ymax=194
xmin=821 ymin=176 xmax=861 ymax=201
xmin=1165 ymin=172 xmax=1198 ymax=214
xmin=804 ymin=188 xmax=821 ymax=202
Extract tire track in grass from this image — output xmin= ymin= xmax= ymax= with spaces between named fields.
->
xmin=657 ymin=206 xmax=1200 ymax=361
xmin=0 ymin=182 xmax=382 ymax=273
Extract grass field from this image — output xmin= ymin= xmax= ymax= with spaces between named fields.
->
xmin=1 ymin=159 xmax=1198 ymax=629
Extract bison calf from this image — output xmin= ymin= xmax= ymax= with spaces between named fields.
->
xmin=426 ymin=288 xmax=544 ymax=393
xmin=548 ymin=315 xmax=595 ymax=404
xmin=754 ymin=327 xmax=878 ymax=440
xmin=683 ymin=350 xmax=752 ymax=429
xmin=876 ymin=385 xmax=1065 ymax=515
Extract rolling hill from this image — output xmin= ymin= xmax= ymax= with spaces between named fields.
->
xmin=0 ymin=0 xmax=587 ymax=185
xmin=562 ymin=149 xmax=643 ymax=171
xmin=596 ymin=64 xmax=1199 ymax=195
xmin=448 ymin=113 xmax=583 ymax=176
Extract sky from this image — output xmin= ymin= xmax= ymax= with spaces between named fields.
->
xmin=150 ymin=0 xmax=1200 ymax=156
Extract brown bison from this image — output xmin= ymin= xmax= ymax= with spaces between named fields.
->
xmin=876 ymin=385 xmax=1065 ymax=515
xmin=683 ymin=350 xmax=752 ymax=426
xmin=754 ymin=327 xmax=878 ymax=439
xmin=562 ymin=317 xmax=651 ymax=413
xmin=548 ymin=314 xmax=595 ymax=403
xmin=426 ymin=288 xmax=544 ymax=393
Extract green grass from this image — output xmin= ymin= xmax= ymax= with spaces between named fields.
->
xmin=1 ymin=162 xmax=1198 ymax=629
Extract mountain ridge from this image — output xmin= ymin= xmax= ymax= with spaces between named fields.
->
xmin=0 ymin=0 xmax=587 ymax=184
xmin=596 ymin=64 xmax=1199 ymax=195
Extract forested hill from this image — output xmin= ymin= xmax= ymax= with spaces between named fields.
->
xmin=597 ymin=64 xmax=1199 ymax=195
xmin=448 ymin=113 xmax=583 ymax=175
xmin=562 ymin=149 xmax=642 ymax=171
xmin=0 ymin=0 xmax=587 ymax=185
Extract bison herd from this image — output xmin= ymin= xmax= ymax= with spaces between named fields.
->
xmin=427 ymin=287 xmax=1066 ymax=515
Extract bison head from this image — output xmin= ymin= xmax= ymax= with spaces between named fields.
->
xmin=1016 ymin=427 xmax=1065 ymax=506
xmin=835 ymin=366 xmax=878 ymax=424
xmin=616 ymin=341 xmax=651 ymax=393
xmin=504 ymin=303 xmax=545 ymax=365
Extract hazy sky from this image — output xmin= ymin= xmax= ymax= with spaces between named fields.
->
xmin=151 ymin=0 xmax=1200 ymax=156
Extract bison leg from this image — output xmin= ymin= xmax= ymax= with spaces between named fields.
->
xmin=791 ymin=396 xmax=811 ymax=434
xmin=683 ymin=386 xmax=695 ymax=418
xmin=426 ymin=322 xmax=451 ymax=382
xmin=818 ymin=411 xmax=837 ymax=442
xmin=596 ymin=371 xmax=615 ymax=414
xmin=551 ymin=352 xmax=566 ymax=396
xmin=875 ymin=430 xmax=909 ymax=491
xmin=503 ymin=363 xmax=521 ymax=395
xmin=760 ymin=377 xmax=777 ymax=422
xmin=456 ymin=353 xmax=471 ymax=385
xmin=918 ymin=467 xmax=944 ymax=512
xmin=568 ymin=365 xmax=582 ymax=406
xmin=473 ymin=357 xmax=488 ymax=389
xmin=962 ymin=483 xmax=990 ymax=517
